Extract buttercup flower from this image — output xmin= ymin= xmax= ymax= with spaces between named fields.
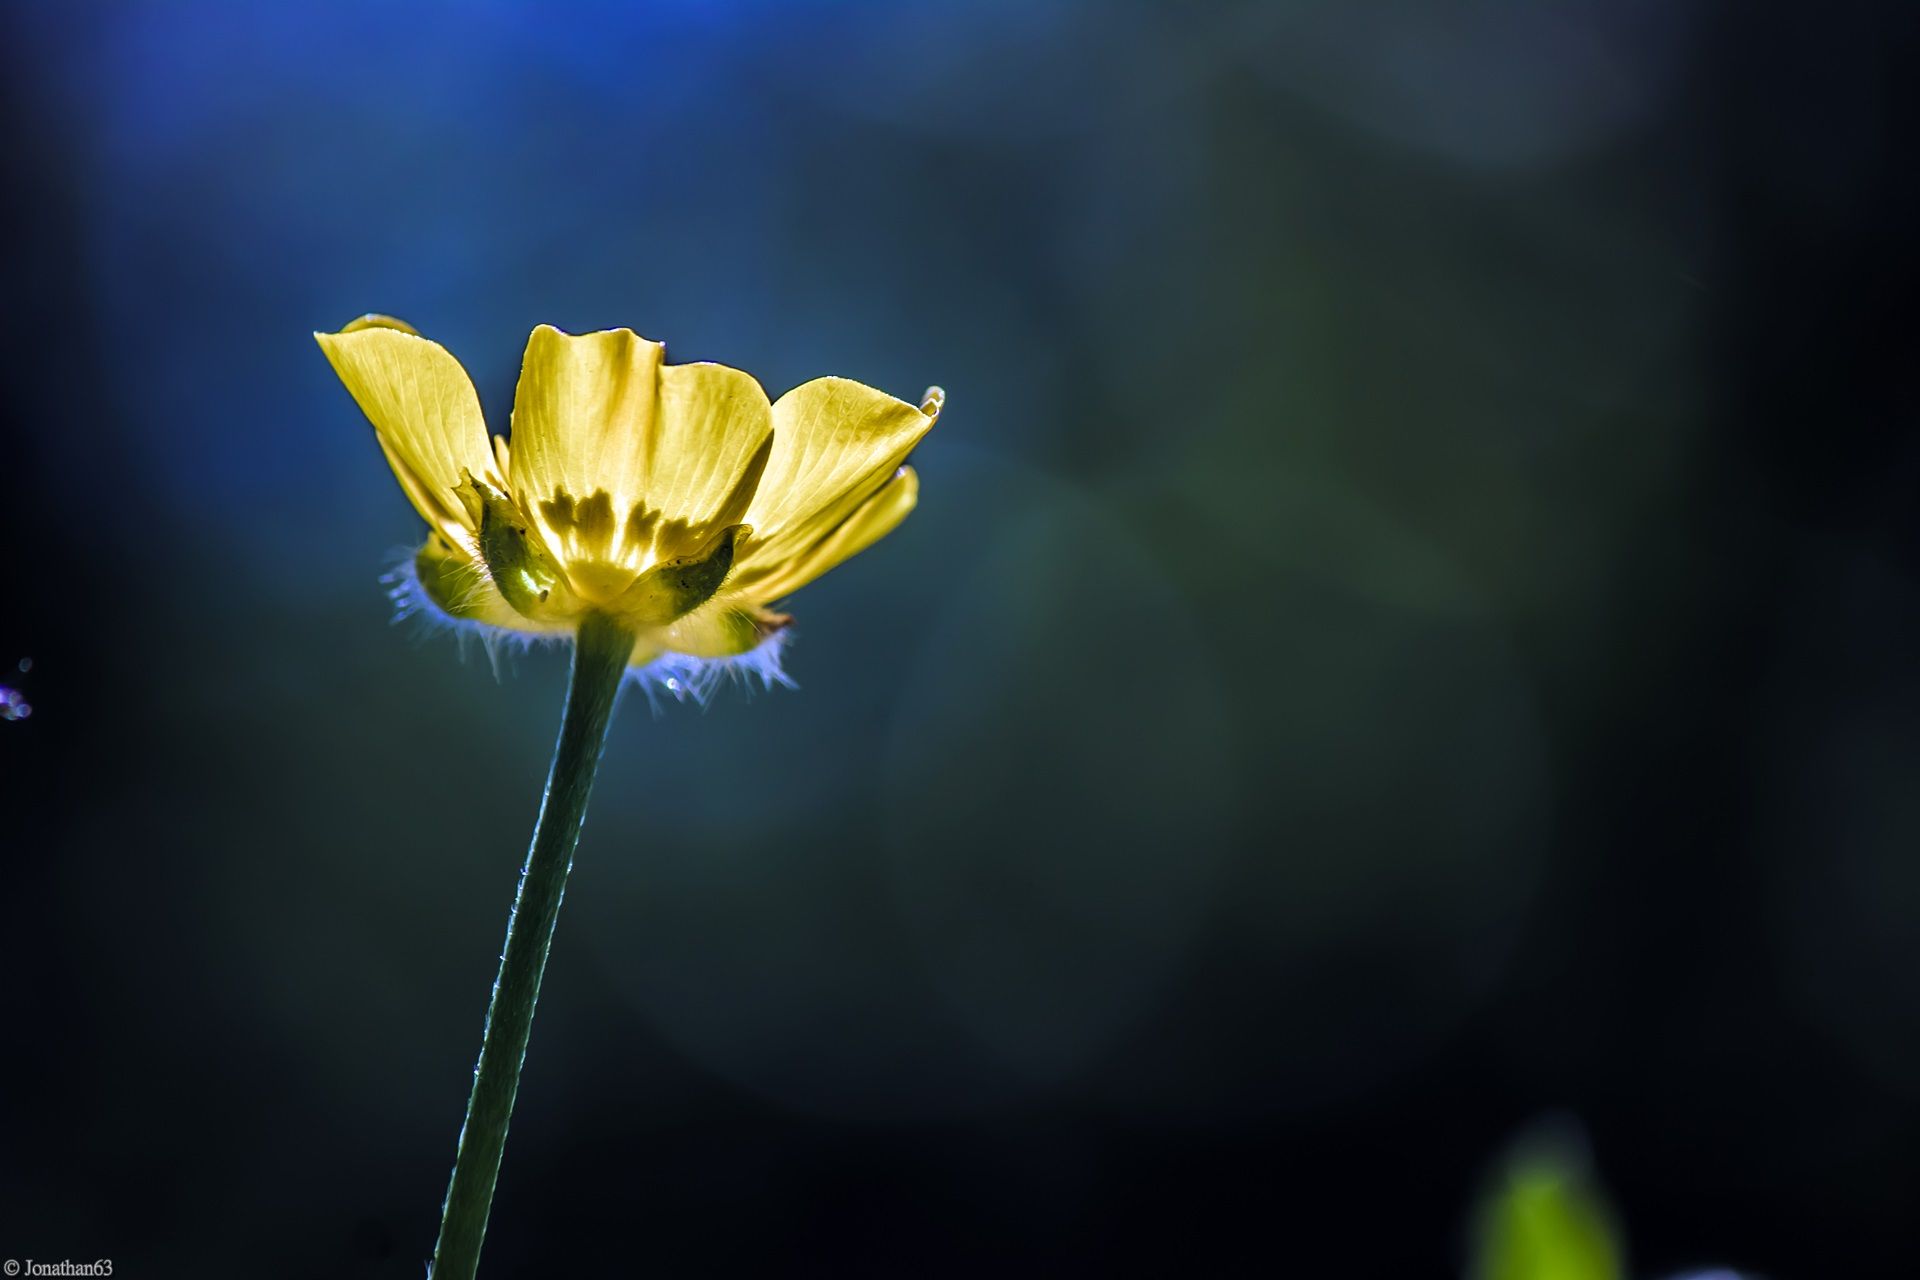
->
xmin=316 ymin=314 xmax=941 ymax=695
xmin=317 ymin=314 xmax=940 ymax=1280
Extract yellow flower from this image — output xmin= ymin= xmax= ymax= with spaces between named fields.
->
xmin=317 ymin=315 xmax=940 ymax=695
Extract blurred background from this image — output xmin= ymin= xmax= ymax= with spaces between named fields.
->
xmin=2 ymin=1 xmax=1916 ymax=1275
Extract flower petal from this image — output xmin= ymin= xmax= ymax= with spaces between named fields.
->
xmin=315 ymin=321 xmax=497 ymax=542
xmin=742 ymin=378 xmax=932 ymax=571
xmin=645 ymin=362 xmax=774 ymax=560
xmin=507 ymin=325 xmax=663 ymax=565
xmin=506 ymin=326 xmax=774 ymax=570
xmin=342 ymin=313 xmax=419 ymax=335
xmin=734 ymin=466 xmax=919 ymax=602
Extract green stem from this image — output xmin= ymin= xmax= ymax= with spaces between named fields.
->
xmin=430 ymin=612 xmax=634 ymax=1280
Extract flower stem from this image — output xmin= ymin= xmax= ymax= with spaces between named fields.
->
xmin=430 ymin=612 xmax=633 ymax=1280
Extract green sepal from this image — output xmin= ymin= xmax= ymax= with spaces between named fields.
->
xmin=614 ymin=524 xmax=749 ymax=627
xmin=414 ymin=536 xmax=487 ymax=620
xmin=458 ymin=470 xmax=568 ymax=621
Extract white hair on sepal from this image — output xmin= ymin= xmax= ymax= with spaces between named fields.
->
xmin=380 ymin=548 xmax=559 ymax=681
xmin=383 ymin=548 xmax=797 ymax=705
xmin=624 ymin=628 xmax=796 ymax=714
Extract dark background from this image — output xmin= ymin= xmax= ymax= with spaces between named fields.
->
xmin=2 ymin=1 xmax=1916 ymax=1276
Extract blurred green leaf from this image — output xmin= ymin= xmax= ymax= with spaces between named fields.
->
xmin=1471 ymin=1125 xmax=1625 ymax=1280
